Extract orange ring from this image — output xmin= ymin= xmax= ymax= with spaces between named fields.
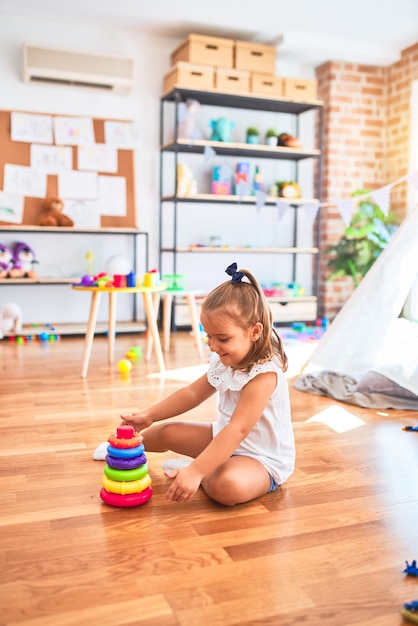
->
xmin=107 ymin=433 xmax=142 ymax=448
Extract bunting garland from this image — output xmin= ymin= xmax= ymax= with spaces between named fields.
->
xmin=336 ymin=198 xmax=356 ymax=226
xmin=198 ymin=145 xmax=418 ymax=223
xmin=303 ymin=203 xmax=320 ymax=231
xmin=329 ymin=171 xmax=418 ymax=222
xmin=276 ymin=201 xmax=289 ymax=221
xmin=255 ymin=190 xmax=268 ymax=212
xmin=371 ymin=185 xmax=391 ymax=216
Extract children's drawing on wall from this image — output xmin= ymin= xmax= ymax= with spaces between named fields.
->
xmin=30 ymin=144 xmax=73 ymax=174
xmin=78 ymin=144 xmax=118 ymax=173
xmin=58 ymin=170 xmax=98 ymax=200
xmin=0 ymin=192 xmax=24 ymax=224
xmin=63 ymin=200 xmax=101 ymax=228
xmin=11 ymin=111 xmax=53 ymax=144
xmin=98 ymin=175 xmax=127 ymax=216
xmin=104 ymin=120 xmax=138 ymax=148
xmin=53 ymin=116 xmax=95 ymax=145
xmin=3 ymin=164 xmax=47 ymax=198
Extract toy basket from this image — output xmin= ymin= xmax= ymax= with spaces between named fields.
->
xmin=163 ymin=274 xmax=187 ymax=290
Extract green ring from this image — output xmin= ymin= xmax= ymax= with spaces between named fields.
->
xmin=104 ymin=463 xmax=148 ymax=482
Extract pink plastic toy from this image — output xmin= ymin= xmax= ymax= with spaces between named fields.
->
xmin=100 ymin=425 xmax=153 ymax=508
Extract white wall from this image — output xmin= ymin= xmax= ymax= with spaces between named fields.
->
xmin=0 ymin=13 xmax=177 ymax=323
xmin=0 ymin=13 xmax=317 ymax=326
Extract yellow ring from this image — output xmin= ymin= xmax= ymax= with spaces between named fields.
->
xmin=102 ymin=473 xmax=152 ymax=495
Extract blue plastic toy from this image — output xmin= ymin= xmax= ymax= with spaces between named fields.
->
xmin=404 ymin=560 xmax=418 ymax=576
xmin=210 ymin=117 xmax=235 ymax=142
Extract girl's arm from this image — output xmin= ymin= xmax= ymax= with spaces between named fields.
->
xmin=165 ymin=371 xmax=277 ymax=501
xmin=121 ymin=373 xmax=215 ymax=431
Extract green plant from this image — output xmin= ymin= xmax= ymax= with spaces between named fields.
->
xmin=325 ymin=189 xmax=399 ymax=287
xmin=265 ymin=128 xmax=277 ymax=138
xmin=246 ymin=126 xmax=259 ymax=136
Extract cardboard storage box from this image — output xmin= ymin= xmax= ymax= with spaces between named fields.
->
xmin=251 ymin=73 xmax=283 ymax=97
xmin=283 ymin=77 xmax=318 ymax=100
xmin=234 ymin=41 xmax=276 ymax=74
xmin=171 ymin=34 xmax=234 ymax=69
xmin=163 ymin=62 xmax=214 ymax=92
xmin=215 ymin=67 xmax=250 ymax=93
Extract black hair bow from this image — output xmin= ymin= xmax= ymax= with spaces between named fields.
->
xmin=225 ymin=262 xmax=244 ymax=283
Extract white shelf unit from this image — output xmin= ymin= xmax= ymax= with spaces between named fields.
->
xmin=0 ymin=226 xmax=149 ymax=334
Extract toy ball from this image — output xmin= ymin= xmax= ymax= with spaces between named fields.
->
xmin=81 ymin=274 xmax=95 ymax=286
xmin=106 ymin=255 xmax=132 ymax=276
xmin=117 ymin=359 xmax=132 ymax=374
xmin=126 ymin=346 xmax=142 ymax=359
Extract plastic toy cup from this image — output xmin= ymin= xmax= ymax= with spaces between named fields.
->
xmin=126 ymin=272 xmax=137 ymax=287
xmin=143 ymin=272 xmax=160 ymax=287
xmin=113 ymin=275 xmax=127 ymax=288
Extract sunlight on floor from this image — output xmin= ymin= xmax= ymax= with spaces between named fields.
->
xmin=147 ymin=363 xmax=209 ymax=382
xmin=306 ymin=405 xmax=366 ymax=433
xmin=146 ymin=334 xmax=318 ymax=383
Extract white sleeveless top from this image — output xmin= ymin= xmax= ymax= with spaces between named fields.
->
xmin=208 ymin=353 xmax=295 ymax=485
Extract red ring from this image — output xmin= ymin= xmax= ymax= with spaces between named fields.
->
xmin=100 ymin=486 xmax=153 ymax=508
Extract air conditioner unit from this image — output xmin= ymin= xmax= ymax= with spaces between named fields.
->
xmin=22 ymin=44 xmax=134 ymax=93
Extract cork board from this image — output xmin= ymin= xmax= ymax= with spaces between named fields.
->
xmin=0 ymin=110 xmax=136 ymax=228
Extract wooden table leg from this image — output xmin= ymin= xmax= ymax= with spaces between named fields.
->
xmin=108 ymin=291 xmax=117 ymax=365
xmin=162 ymin=293 xmax=173 ymax=352
xmin=145 ymin=293 xmax=161 ymax=360
xmin=81 ymin=291 xmax=101 ymax=378
xmin=186 ymin=294 xmax=204 ymax=359
xmin=142 ymin=291 xmax=165 ymax=373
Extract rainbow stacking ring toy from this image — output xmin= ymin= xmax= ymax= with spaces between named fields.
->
xmin=100 ymin=425 xmax=153 ymax=508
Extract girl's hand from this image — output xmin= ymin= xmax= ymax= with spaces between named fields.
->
xmin=120 ymin=411 xmax=153 ymax=432
xmin=165 ymin=465 xmax=203 ymax=502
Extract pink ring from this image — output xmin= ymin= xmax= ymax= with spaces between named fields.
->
xmin=100 ymin=486 xmax=153 ymax=508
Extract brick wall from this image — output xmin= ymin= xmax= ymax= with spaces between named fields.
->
xmin=315 ymin=44 xmax=418 ymax=320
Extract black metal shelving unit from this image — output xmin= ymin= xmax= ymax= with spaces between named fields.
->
xmin=159 ymin=86 xmax=324 ymax=324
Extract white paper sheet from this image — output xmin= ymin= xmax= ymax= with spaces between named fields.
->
xmin=63 ymin=200 xmax=101 ymax=228
xmin=98 ymin=175 xmax=127 ymax=216
xmin=78 ymin=144 xmax=118 ymax=173
xmin=30 ymin=144 xmax=73 ymax=173
xmin=104 ymin=120 xmax=138 ymax=148
xmin=0 ymin=192 xmax=25 ymax=223
xmin=11 ymin=112 xmax=53 ymax=144
xmin=58 ymin=171 xmax=98 ymax=200
xmin=3 ymin=164 xmax=47 ymax=198
xmin=54 ymin=116 xmax=95 ymax=145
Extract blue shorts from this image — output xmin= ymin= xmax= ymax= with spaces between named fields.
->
xmin=267 ymin=474 xmax=279 ymax=493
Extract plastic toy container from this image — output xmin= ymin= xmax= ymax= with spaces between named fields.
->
xmin=163 ymin=274 xmax=187 ymax=290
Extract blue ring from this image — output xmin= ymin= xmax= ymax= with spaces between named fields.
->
xmin=107 ymin=443 xmax=145 ymax=458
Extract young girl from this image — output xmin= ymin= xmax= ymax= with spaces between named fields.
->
xmin=121 ymin=263 xmax=295 ymax=506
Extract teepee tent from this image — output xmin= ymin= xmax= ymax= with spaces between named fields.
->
xmin=301 ymin=204 xmax=418 ymax=396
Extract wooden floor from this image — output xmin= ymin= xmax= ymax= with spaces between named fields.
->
xmin=1 ymin=330 xmax=417 ymax=626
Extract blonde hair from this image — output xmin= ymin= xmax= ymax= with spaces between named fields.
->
xmin=201 ymin=267 xmax=288 ymax=372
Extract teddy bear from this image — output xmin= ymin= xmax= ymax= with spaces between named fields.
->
xmin=38 ymin=197 xmax=74 ymax=227
xmin=277 ymin=133 xmax=302 ymax=148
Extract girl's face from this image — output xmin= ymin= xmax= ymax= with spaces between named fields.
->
xmin=200 ymin=311 xmax=262 ymax=368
